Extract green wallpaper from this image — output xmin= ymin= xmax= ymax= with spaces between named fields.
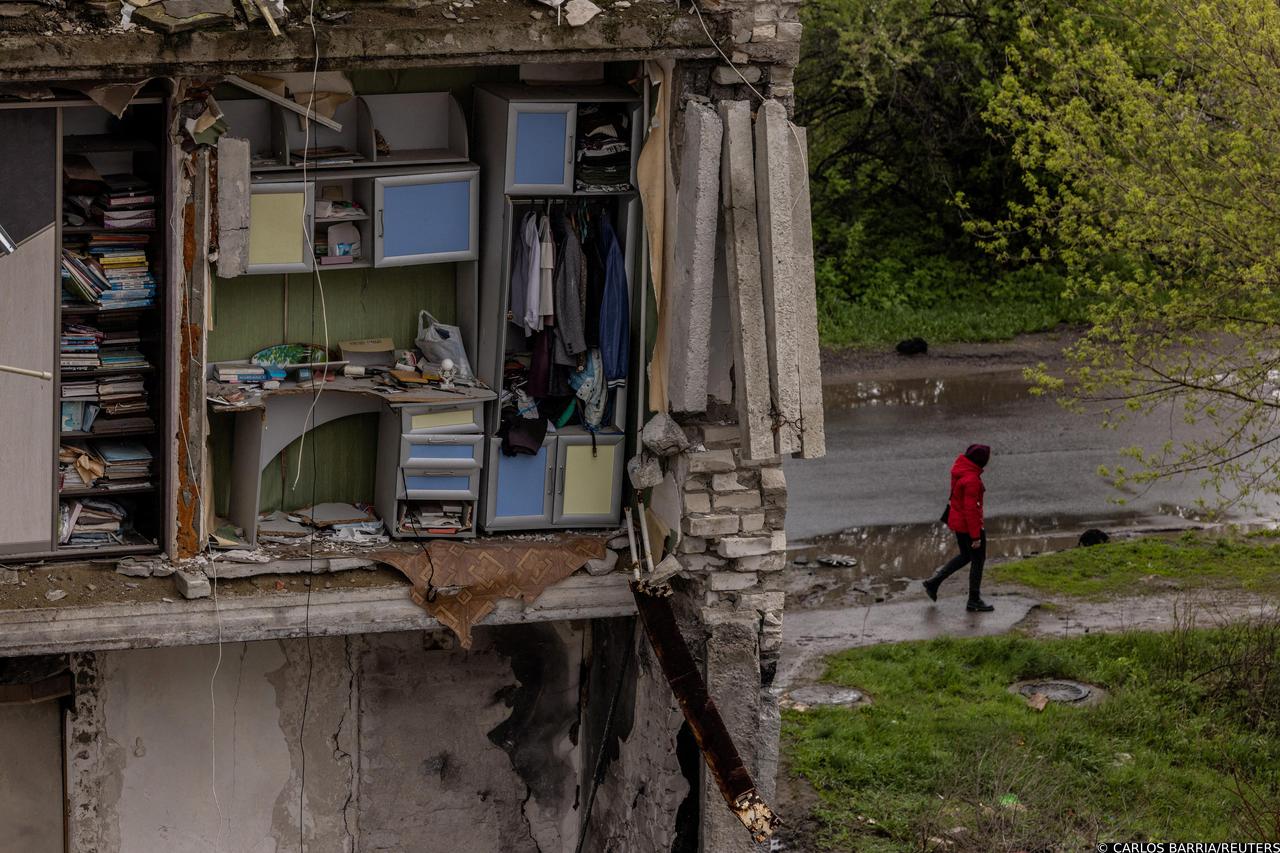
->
xmin=209 ymin=266 xmax=456 ymax=362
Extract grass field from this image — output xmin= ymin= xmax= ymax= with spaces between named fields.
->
xmin=784 ymin=625 xmax=1280 ymax=851
xmin=990 ymin=534 xmax=1280 ymax=599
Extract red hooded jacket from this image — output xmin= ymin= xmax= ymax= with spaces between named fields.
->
xmin=946 ymin=454 xmax=985 ymax=538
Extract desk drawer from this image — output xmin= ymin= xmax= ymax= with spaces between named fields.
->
xmin=397 ymin=469 xmax=480 ymax=500
xmin=399 ymin=403 xmax=483 ymax=434
xmin=400 ymin=434 xmax=483 ymax=469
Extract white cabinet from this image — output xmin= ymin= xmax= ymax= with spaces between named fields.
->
xmin=373 ymin=169 xmax=479 ymax=266
xmin=505 ymin=103 xmax=576 ymax=195
xmin=246 ymin=181 xmax=314 ymax=274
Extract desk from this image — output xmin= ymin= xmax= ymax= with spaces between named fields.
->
xmin=209 ymin=377 xmax=496 ymax=544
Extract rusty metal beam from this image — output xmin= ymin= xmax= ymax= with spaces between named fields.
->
xmin=630 ymin=581 xmax=781 ymax=843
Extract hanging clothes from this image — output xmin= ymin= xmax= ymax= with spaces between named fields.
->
xmin=520 ymin=212 xmax=542 ymax=333
xmin=597 ymin=212 xmax=629 ymax=385
xmin=538 ymin=213 xmax=555 ymax=329
xmin=569 ymin=348 xmax=609 ymax=430
xmin=528 ymin=329 xmax=554 ymax=398
xmin=552 ymin=212 xmax=588 ymax=368
xmin=509 ymin=211 xmax=531 ymax=335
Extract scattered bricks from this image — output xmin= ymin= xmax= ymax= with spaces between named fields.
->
xmin=776 ymin=21 xmax=802 ymax=41
xmin=714 ymin=492 xmax=762 ymax=511
xmin=584 ymin=549 xmax=619 ymax=576
xmin=684 ymin=555 xmax=728 ymax=572
xmin=115 ymin=562 xmax=153 ymax=579
xmin=685 ymin=514 xmax=740 ymax=537
xmin=735 ymin=450 xmax=782 ymax=469
xmin=740 ymin=512 xmax=766 ymax=532
xmin=627 ymin=452 xmax=664 ymax=490
xmin=687 ymin=449 xmax=735 ymax=473
xmin=711 ymin=472 xmax=747 ymax=492
xmin=712 ymin=64 xmax=762 ymax=86
xmin=680 ymin=536 xmax=708 ymax=555
xmin=760 ymin=466 xmax=786 ymax=495
xmin=709 ymin=571 xmax=759 ymax=591
xmin=174 ymin=569 xmax=211 ymax=600
xmin=735 ymin=553 xmax=786 ymax=573
xmin=717 ymin=536 xmax=773 ymax=558
xmin=700 ymin=423 xmax=741 ymax=447
xmin=685 ymin=492 xmax=712 ymax=514
xmin=642 ymin=412 xmax=690 ymax=456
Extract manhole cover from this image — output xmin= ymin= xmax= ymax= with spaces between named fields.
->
xmin=781 ymin=685 xmax=868 ymax=710
xmin=1009 ymin=679 xmax=1105 ymax=706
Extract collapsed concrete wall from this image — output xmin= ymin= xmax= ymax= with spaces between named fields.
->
xmin=64 ymin=626 xmax=602 ymax=852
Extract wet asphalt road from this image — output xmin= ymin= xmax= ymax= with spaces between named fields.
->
xmin=784 ymin=369 xmax=1279 ymax=543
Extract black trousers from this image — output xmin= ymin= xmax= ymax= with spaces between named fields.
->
xmin=933 ymin=531 xmax=986 ymax=599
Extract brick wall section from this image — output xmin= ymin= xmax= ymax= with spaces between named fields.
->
xmin=674 ymin=420 xmax=787 ymax=689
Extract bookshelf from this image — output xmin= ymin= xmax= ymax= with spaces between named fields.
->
xmin=55 ymin=102 xmax=168 ymax=556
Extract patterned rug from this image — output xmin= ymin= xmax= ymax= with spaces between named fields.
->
xmin=372 ymin=538 xmax=606 ymax=648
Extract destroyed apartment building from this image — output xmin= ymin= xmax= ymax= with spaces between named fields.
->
xmin=0 ymin=0 xmax=823 ymax=848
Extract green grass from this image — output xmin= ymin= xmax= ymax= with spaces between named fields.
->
xmin=990 ymin=535 xmax=1280 ymax=599
xmin=817 ymin=298 xmax=1079 ymax=349
xmin=785 ymin=629 xmax=1280 ymax=851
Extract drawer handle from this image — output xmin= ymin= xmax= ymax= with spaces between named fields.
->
xmin=556 ymin=466 xmax=565 ymax=496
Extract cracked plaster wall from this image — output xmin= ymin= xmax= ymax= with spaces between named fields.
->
xmin=63 ymin=625 xmax=595 ymax=852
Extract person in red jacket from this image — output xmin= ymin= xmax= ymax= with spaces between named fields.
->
xmin=923 ymin=443 xmax=994 ymax=612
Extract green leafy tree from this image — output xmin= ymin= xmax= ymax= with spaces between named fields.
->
xmin=798 ymin=0 xmax=1068 ymax=340
xmin=983 ymin=0 xmax=1280 ymax=500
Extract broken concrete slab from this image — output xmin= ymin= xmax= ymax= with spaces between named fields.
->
xmin=584 ymin=549 xmax=619 ymax=576
xmin=131 ymin=4 xmax=233 ymax=34
xmin=215 ymin=135 xmax=250 ymax=278
xmin=717 ymin=101 xmax=775 ymax=462
xmin=668 ymin=101 xmax=723 ymax=413
xmin=207 ymin=556 xmax=375 ymax=579
xmin=753 ymin=99 xmax=801 ymax=456
xmin=174 ymin=569 xmax=211 ymax=600
xmin=627 ymin=452 xmax=663 ymax=490
xmin=641 ymin=412 xmax=689 ymax=457
xmin=787 ymin=124 xmax=826 ymax=459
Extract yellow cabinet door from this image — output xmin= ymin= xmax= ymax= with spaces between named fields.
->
xmin=555 ymin=435 xmax=623 ymax=525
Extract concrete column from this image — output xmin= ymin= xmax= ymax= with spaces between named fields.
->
xmin=787 ymin=124 xmax=826 ymax=458
xmin=718 ymin=100 xmax=775 ymax=461
xmin=668 ymin=101 xmax=724 ymax=413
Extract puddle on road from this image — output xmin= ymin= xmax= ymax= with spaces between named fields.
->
xmin=824 ymin=372 xmax=1033 ymax=413
xmin=784 ymin=510 xmax=1220 ymax=611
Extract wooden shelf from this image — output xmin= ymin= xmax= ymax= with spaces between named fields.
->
xmin=314 ymin=259 xmax=371 ymax=270
xmin=315 ymin=215 xmax=369 ymax=224
xmin=53 ymin=541 xmax=159 ymax=558
xmin=63 ymin=134 xmax=157 ymax=155
xmin=62 ymin=224 xmax=157 ymax=235
xmin=60 ymin=483 xmax=156 ymax=498
xmin=61 ymin=426 xmax=156 ymax=439
xmin=61 ymin=365 xmax=154 ymax=377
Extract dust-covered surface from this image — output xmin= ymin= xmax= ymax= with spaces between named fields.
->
xmin=0 ymin=0 xmax=709 ymax=81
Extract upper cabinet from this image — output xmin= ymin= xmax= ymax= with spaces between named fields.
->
xmin=374 ymin=168 xmax=479 ymax=266
xmin=246 ymin=180 xmax=314 ymax=274
xmin=506 ymin=103 xmax=576 ymax=195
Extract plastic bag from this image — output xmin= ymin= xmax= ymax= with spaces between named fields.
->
xmin=415 ymin=310 xmax=473 ymax=381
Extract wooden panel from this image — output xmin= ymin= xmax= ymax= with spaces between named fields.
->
xmin=562 ymin=442 xmax=618 ymax=517
xmin=0 ymin=109 xmax=56 ymax=245
xmin=0 ymin=225 xmax=55 ymax=552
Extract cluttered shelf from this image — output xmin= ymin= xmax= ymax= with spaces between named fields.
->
xmin=61 ymin=427 xmax=155 ymax=439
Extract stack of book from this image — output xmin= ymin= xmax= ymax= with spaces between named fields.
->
xmin=93 ymin=374 xmax=152 ymax=434
xmin=58 ymin=442 xmax=105 ymax=489
xmin=95 ymin=174 xmax=156 ymax=230
xmin=61 ymin=247 xmax=156 ymax=310
xmin=91 ymin=235 xmax=156 ymax=309
xmin=61 ymin=378 xmax=99 ymax=402
xmin=60 ymin=401 xmax=102 ymax=433
xmin=58 ymin=498 xmax=130 ymax=547
xmin=95 ymin=439 xmax=153 ymax=484
xmin=61 ymin=322 xmax=102 ymax=371
xmin=215 ymin=364 xmax=269 ymax=384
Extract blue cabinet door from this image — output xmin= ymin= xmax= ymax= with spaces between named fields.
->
xmin=506 ymin=104 xmax=575 ymax=195
xmin=374 ymin=169 xmax=478 ymax=266
xmin=484 ymin=437 xmax=554 ymax=529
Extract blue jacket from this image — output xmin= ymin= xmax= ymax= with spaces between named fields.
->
xmin=598 ymin=213 xmax=629 ymax=384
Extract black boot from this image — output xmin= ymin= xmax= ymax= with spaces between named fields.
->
xmin=966 ymin=561 xmax=993 ymax=612
xmin=922 ymin=572 xmax=943 ymax=602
